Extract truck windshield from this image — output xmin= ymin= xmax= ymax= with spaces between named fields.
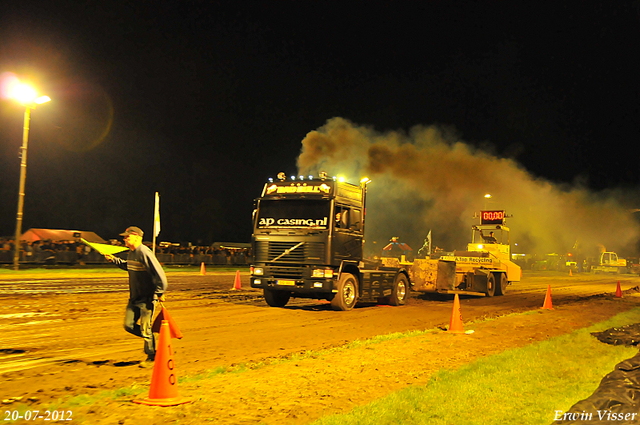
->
xmin=255 ymin=200 xmax=331 ymax=230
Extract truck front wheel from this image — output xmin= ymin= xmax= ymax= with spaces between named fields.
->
xmin=331 ymin=273 xmax=358 ymax=311
xmin=264 ymin=288 xmax=291 ymax=307
xmin=389 ymin=274 xmax=409 ymax=306
xmin=486 ymin=274 xmax=496 ymax=297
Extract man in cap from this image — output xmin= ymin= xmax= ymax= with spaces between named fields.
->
xmin=105 ymin=226 xmax=167 ymax=367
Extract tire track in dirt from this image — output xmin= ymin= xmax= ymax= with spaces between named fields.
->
xmin=1 ymin=271 xmax=639 ymax=423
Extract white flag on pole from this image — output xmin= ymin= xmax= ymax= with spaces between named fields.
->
xmin=154 ymin=192 xmax=161 ymax=237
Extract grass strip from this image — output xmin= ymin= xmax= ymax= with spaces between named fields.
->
xmin=311 ymin=308 xmax=640 ymax=425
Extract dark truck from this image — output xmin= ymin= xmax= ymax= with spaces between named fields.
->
xmin=250 ymin=172 xmax=410 ymax=311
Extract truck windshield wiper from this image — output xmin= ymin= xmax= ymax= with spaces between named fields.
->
xmin=271 ymin=241 xmax=304 ymax=262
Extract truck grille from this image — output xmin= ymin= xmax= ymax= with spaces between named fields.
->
xmin=267 ymin=266 xmax=304 ymax=279
xmin=255 ymin=241 xmax=325 ymax=264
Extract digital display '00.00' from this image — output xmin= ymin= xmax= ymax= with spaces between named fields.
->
xmin=481 ymin=210 xmax=504 ymax=225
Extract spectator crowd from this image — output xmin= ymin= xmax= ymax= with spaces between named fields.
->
xmin=0 ymin=237 xmax=251 ymax=266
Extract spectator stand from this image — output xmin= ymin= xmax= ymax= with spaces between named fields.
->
xmin=1 ymin=235 xmax=251 ymax=267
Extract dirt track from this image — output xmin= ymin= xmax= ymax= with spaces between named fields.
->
xmin=1 ymin=270 xmax=640 ymax=424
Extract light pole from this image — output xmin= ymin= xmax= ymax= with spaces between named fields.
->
xmin=10 ymin=82 xmax=51 ymax=270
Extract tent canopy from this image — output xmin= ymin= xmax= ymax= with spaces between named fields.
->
xmin=382 ymin=237 xmax=412 ymax=252
xmin=20 ymin=228 xmax=106 ymax=244
xmin=382 ymin=242 xmax=412 ymax=251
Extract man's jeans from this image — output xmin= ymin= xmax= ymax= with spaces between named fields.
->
xmin=124 ymin=299 xmax=156 ymax=359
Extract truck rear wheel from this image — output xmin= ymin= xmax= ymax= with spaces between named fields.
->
xmin=331 ymin=273 xmax=358 ymax=311
xmin=495 ymin=273 xmax=508 ymax=296
xmin=264 ymin=288 xmax=291 ymax=307
xmin=389 ymin=274 xmax=409 ymax=306
xmin=486 ymin=274 xmax=496 ymax=297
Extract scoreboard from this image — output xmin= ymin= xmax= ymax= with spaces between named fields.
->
xmin=480 ymin=210 xmax=505 ymax=225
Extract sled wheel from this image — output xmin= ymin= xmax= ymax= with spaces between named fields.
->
xmin=486 ymin=274 xmax=496 ymax=297
xmin=495 ymin=273 xmax=508 ymax=296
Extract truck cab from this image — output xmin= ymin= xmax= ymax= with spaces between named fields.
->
xmin=467 ymin=224 xmax=511 ymax=261
xmin=250 ymin=173 xmax=409 ymax=310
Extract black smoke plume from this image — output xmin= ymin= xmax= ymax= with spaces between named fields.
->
xmin=297 ymin=117 xmax=640 ymax=258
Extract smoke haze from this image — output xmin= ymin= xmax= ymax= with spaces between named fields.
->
xmin=297 ymin=117 xmax=640 ymax=257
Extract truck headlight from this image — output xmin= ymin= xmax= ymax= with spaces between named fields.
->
xmin=253 ymin=267 xmax=264 ymax=276
xmin=312 ymin=268 xmax=334 ymax=278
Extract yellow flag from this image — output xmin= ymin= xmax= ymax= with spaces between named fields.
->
xmin=81 ymin=238 xmax=128 ymax=256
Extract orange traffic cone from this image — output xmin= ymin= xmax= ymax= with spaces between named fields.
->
xmin=615 ymin=281 xmax=623 ymax=298
xmin=541 ymin=284 xmax=553 ymax=310
xmin=200 ymin=262 xmax=206 ymax=275
xmin=448 ymin=294 xmax=465 ymax=333
xmin=152 ymin=303 xmax=183 ymax=339
xmin=231 ymin=270 xmax=241 ymax=290
xmin=133 ymin=320 xmax=191 ymax=406
xmin=569 ymin=269 xmax=573 ymax=276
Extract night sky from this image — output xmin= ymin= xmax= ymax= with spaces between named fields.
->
xmin=1 ymin=2 xmax=640 ymax=247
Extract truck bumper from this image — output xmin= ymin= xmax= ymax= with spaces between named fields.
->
xmin=250 ymin=275 xmax=335 ymax=295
